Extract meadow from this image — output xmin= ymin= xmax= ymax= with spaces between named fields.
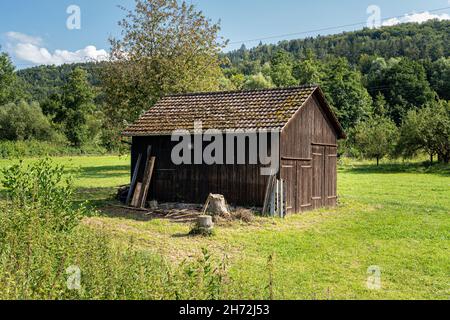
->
xmin=0 ymin=156 xmax=448 ymax=300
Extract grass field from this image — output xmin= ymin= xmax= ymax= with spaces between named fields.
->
xmin=0 ymin=156 xmax=449 ymax=300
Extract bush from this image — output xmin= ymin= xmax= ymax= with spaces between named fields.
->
xmin=0 ymin=159 xmax=240 ymax=300
xmin=1 ymin=158 xmax=83 ymax=231
xmin=0 ymin=101 xmax=57 ymax=141
xmin=0 ymin=140 xmax=108 ymax=159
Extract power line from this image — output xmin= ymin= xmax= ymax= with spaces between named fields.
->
xmin=228 ymin=6 xmax=450 ymax=45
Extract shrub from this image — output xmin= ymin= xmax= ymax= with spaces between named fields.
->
xmin=0 ymin=140 xmax=108 ymax=159
xmin=0 ymin=101 xmax=57 ymax=141
xmin=1 ymin=158 xmax=83 ymax=231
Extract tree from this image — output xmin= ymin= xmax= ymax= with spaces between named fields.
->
xmin=427 ymin=57 xmax=450 ymax=100
xmin=269 ymin=50 xmax=297 ymax=87
xmin=0 ymin=101 xmax=56 ymax=141
xmin=367 ymin=57 xmax=436 ymax=124
xmin=43 ymin=68 xmax=95 ymax=146
xmin=242 ymin=73 xmax=274 ymax=90
xmin=0 ymin=50 xmax=26 ymax=105
xmin=353 ymin=115 xmax=398 ymax=166
xmin=101 ymin=0 xmax=226 ymax=143
xmin=397 ymin=100 xmax=450 ymax=164
xmin=293 ymin=50 xmax=324 ymax=84
xmin=320 ymin=57 xmax=373 ymax=130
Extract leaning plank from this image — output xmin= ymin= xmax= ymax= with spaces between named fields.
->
xmin=131 ymin=183 xmax=142 ymax=207
xmin=262 ymin=175 xmax=276 ymax=216
xmin=138 ymin=157 xmax=156 ymax=208
xmin=126 ymin=153 xmax=142 ymax=205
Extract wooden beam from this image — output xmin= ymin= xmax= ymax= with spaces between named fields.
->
xmin=138 ymin=156 xmax=156 ymax=208
xmin=262 ymin=175 xmax=276 ymax=216
xmin=126 ymin=153 xmax=142 ymax=205
xmin=311 ymin=142 xmax=338 ymax=147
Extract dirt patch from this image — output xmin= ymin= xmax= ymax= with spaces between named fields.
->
xmin=99 ymin=202 xmax=259 ymax=225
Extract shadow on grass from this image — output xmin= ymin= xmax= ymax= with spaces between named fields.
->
xmin=73 ymin=187 xmax=119 ymax=209
xmin=340 ymin=162 xmax=450 ymax=176
xmin=68 ymin=165 xmax=130 ymax=180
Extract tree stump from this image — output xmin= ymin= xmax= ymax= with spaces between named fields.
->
xmin=202 ymin=194 xmax=231 ymax=219
xmin=197 ymin=215 xmax=214 ymax=229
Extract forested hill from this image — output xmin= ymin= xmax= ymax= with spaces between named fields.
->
xmin=226 ymin=20 xmax=450 ymax=67
xmin=17 ymin=62 xmax=103 ymax=102
xmin=16 ymin=20 xmax=449 ymax=103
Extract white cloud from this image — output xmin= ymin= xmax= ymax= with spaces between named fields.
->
xmin=4 ymin=31 xmax=108 ymax=66
xmin=382 ymin=11 xmax=450 ymax=27
xmin=5 ymin=31 xmax=43 ymax=46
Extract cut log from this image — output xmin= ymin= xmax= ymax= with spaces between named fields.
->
xmin=197 ymin=215 xmax=214 ymax=229
xmin=202 ymin=194 xmax=230 ymax=218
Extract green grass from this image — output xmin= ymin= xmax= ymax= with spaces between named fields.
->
xmin=0 ymin=156 xmax=448 ymax=300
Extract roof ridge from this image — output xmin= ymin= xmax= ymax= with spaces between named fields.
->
xmin=163 ymin=84 xmax=319 ymax=98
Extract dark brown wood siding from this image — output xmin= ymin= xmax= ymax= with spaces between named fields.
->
xmin=131 ymin=134 xmax=273 ymax=207
xmin=280 ymin=92 xmax=339 ymax=214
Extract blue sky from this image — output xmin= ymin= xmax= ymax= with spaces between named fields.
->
xmin=0 ymin=0 xmax=449 ymax=68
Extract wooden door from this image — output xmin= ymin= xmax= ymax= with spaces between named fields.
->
xmin=312 ymin=145 xmax=325 ymax=208
xmin=281 ymin=160 xmax=296 ymax=214
xmin=325 ymin=146 xmax=338 ymax=206
xmin=297 ymin=161 xmax=313 ymax=212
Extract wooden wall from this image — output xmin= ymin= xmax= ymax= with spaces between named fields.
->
xmin=131 ymin=135 xmax=272 ymax=207
xmin=280 ymin=93 xmax=339 ymax=214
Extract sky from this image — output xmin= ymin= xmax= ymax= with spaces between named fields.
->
xmin=0 ymin=0 xmax=449 ymax=69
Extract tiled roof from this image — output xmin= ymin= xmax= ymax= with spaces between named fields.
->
xmin=123 ymin=85 xmax=340 ymax=136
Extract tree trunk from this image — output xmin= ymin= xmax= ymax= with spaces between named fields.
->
xmin=430 ymin=153 xmax=433 ymax=164
xmin=376 ymin=157 xmax=379 ymax=166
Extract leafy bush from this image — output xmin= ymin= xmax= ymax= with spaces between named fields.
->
xmin=0 ymin=140 xmax=109 ymax=159
xmin=0 ymin=101 xmax=58 ymax=141
xmin=1 ymin=158 xmax=83 ymax=231
xmin=0 ymin=159 xmax=248 ymax=300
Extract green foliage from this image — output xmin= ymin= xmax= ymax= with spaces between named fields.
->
xmin=427 ymin=57 xmax=450 ymax=100
xmin=1 ymin=159 xmax=83 ymax=231
xmin=227 ymin=20 xmax=450 ymax=67
xmin=101 ymin=0 xmax=226 ymax=143
xmin=320 ymin=57 xmax=373 ymax=130
xmin=0 ymin=101 xmax=58 ymax=141
xmin=397 ymin=100 xmax=450 ymax=163
xmin=367 ymin=57 xmax=436 ymax=124
xmin=0 ymin=140 xmax=108 ymax=159
xmin=269 ymin=50 xmax=297 ymax=87
xmin=0 ymin=51 xmax=27 ymax=104
xmin=243 ymin=72 xmax=274 ymax=90
xmin=353 ymin=115 xmax=398 ymax=165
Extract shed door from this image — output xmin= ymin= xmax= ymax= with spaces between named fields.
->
xmin=312 ymin=145 xmax=325 ymax=208
xmin=297 ymin=161 xmax=312 ymax=211
xmin=325 ymin=147 xmax=338 ymax=206
xmin=281 ymin=160 xmax=296 ymax=214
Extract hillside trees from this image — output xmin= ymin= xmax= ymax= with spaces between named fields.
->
xmin=101 ymin=0 xmax=227 ymax=144
xmin=0 ymin=51 xmax=27 ymax=105
xmin=42 ymin=67 xmax=95 ymax=147
xmin=366 ymin=57 xmax=436 ymax=125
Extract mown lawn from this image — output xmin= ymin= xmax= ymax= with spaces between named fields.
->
xmin=0 ymin=156 xmax=448 ymax=300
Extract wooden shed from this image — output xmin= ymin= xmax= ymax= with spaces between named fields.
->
xmin=123 ymin=85 xmax=346 ymax=214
